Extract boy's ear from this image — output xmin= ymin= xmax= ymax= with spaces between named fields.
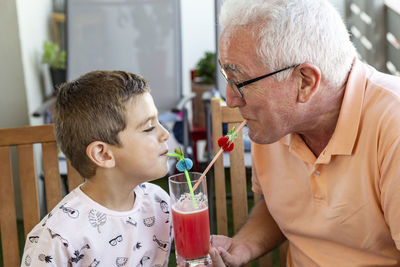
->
xmin=296 ymin=63 xmax=321 ymax=103
xmin=86 ymin=141 xmax=115 ymax=168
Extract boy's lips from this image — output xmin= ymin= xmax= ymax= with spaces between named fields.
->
xmin=160 ymin=150 xmax=168 ymax=156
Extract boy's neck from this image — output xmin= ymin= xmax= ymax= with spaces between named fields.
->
xmin=80 ymin=174 xmax=138 ymax=212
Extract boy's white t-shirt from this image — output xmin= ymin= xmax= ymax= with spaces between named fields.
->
xmin=21 ymin=182 xmax=173 ymax=267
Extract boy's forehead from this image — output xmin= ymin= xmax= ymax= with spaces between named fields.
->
xmin=127 ymin=93 xmax=158 ymax=127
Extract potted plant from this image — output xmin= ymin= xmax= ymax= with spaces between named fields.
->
xmin=42 ymin=41 xmax=66 ymax=92
xmin=191 ymin=51 xmax=216 ymax=128
xmin=193 ymin=51 xmax=216 ymax=84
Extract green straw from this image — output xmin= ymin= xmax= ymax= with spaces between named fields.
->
xmin=184 ymin=168 xmax=198 ymax=209
xmin=167 ymin=152 xmax=198 ymax=209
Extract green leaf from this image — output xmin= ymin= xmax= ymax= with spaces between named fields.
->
xmin=174 ymin=148 xmax=182 ymax=156
xmin=41 ymin=41 xmax=66 ymax=70
xmin=195 ymin=51 xmax=216 ymax=84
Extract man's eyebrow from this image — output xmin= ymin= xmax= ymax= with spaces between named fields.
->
xmin=219 ymin=60 xmax=244 ymax=75
xmin=136 ymin=114 xmax=158 ymax=129
xmin=224 ymin=64 xmax=241 ymax=73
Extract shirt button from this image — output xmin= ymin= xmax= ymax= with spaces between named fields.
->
xmin=314 ymin=170 xmax=321 ymax=176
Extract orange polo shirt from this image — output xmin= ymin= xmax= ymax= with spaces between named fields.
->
xmin=252 ymin=59 xmax=400 ymax=266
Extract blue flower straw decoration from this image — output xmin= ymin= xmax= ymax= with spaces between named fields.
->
xmin=167 ymin=148 xmax=197 ymax=208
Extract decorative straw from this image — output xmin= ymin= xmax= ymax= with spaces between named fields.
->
xmin=184 ymin=168 xmax=198 ymax=208
xmin=192 ymin=120 xmax=247 ymax=191
xmin=167 ymin=150 xmax=198 ymax=208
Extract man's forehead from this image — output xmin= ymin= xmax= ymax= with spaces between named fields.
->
xmin=218 ymin=27 xmax=258 ymax=69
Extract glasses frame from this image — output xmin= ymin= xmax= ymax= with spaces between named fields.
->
xmin=219 ymin=63 xmax=300 ymax=98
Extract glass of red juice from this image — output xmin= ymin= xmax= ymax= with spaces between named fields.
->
xmin=168 ymin=172 xmax=212 ymax=266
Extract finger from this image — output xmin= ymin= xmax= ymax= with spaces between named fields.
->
xmin=211 ymin=235 xmax=231 ymax=249
xmin=218 ymin=247 xmax=237 ymax=267
xmin=209 ymin=247 xmax=226 ymax=267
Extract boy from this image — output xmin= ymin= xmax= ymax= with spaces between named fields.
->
xmin=21 ymin=71 xmax=172 ymax=266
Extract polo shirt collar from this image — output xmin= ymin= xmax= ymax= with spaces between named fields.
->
xmin=280 ymin=58 xmax=366 ymax=159
xmin=328 ymin=58 xmax=366 ymax=155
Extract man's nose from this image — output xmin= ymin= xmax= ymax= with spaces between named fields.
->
xmin=225 ymin=84 xmax=245 ymax=108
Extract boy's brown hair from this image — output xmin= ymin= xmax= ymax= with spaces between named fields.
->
xmin=53 ymin=70 xmax=150 ymax=178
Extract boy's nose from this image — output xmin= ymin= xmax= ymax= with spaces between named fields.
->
xmin=160 ymin=124 xmax=170 ymax=141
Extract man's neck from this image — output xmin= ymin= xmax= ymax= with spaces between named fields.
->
xmin=298 ymin=84 xmax=346 ymax=157
xmin=300 ymin=124 xmax=337 ymax=157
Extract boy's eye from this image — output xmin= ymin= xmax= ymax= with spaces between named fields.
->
xmin=144 ymin=126 xmax=155 ymax=132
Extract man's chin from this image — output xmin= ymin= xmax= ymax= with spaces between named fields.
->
xmin=248 ymin=130 xmax=279 ymax=145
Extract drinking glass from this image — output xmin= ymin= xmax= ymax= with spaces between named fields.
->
xmin=169 ymin=172 xmax=212 ymax=266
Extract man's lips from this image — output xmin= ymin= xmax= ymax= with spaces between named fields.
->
xmin=242 ymin=116 xmax=253 ymax=122
xmin=238 ymin=111 xmax=252 ymax=122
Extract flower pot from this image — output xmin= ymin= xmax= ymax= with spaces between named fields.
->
xmin=50 ymin=67 xmax=66 ymax=92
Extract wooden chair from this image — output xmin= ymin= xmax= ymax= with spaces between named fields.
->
xmin=210 ymin=98 xmax=288 ymax=267
xmin=0 ymin=124 xmax=83 ymax=266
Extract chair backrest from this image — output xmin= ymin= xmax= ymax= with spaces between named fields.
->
xmin=210 ymin=98 xmax=287 ymax=267
xmin=211 ymin=98 xmax=248 ymax=236
xmin=0 ymin=124 xmax=83 ymax=266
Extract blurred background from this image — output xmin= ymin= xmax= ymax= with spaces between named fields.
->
xmin=1 ymin=0 xmax=399 ymax=265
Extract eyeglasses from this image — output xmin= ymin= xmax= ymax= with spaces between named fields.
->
xmin=109 ymin=235 xmax=123 ymax=246
xmin=219 ymin=63 xmax=300 ymax=98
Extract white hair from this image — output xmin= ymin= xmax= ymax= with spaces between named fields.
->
xmin=219 ymin=0 xmax=356 ymax=88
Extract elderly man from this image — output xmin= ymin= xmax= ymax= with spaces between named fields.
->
xmin=209 ymin=0 xmax=400 ymax=266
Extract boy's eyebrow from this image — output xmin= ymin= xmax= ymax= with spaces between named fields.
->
xmin=136 ymin=114 xmax=158 ymax=129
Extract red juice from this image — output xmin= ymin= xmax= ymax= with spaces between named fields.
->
xmin=172 ymin=205 xmax=210 ymax=260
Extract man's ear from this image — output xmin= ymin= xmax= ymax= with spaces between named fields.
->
xmin=296 ymin=63 xmax=321 ymax=103
xmin=86 ymin=141 xmax=115 ymax=168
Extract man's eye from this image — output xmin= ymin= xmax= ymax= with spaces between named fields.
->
xmin=144 ymin=126 xmax=155 ymax=132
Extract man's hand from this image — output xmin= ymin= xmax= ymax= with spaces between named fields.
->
xmin=207 ymin=235 xmax=251 ymax=267
xmin=201 ymin=199 xmax=285 ymax=267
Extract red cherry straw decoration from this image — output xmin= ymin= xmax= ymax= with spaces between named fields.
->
xmin=193 ymin=120 xmax=247 ymax=191
xmin=218 ymin=136 xmax=234 ymax=152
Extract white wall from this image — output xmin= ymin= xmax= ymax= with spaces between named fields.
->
xmin=180 ymin=0 xmax=216 ymax=95
xmin=0 ymin=0 xmax=29 ymax=129
xmin=16 ymin=0 xmax=54 ymax=126
xmin=0 ymin=0 xmax=53 ymax=129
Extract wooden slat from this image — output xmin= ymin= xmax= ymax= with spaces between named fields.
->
xmin=18 ymin=144 xmax=40 ymax=236
xmin=0 ymin=147 xmax=20 ymax=266
xmin=211 ymin=99 xmax=228 ymax=236
xmin=52 ymin=12 xmax=65 ymax=22
xmin=66 ymin=159 xmax=83 ymax=192
xmin=221 ymin=106 xmax=243 ymax=123
xmin=42 ymin=142 xmax=62 ymax=212
xmin=52 ymin=12 xmax=65 ymax=46
xmin=228 ymin=122 xmax=248 ymax=233
xmin=0 ymin=124 xmax=55 ymax=146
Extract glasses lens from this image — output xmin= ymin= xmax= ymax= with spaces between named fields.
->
xmin=220 ymin=68 xmax=243 ymax=98
xmin=229 ymin=81 xmax=243 ymax=98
